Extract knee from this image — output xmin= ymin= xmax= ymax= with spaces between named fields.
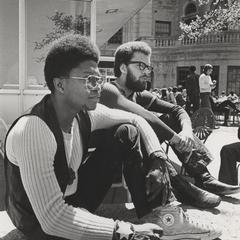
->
xmin=220 ymin=145 xmax=233 ymax=161
xmin=114 ymin=123 xmax=140 ymax=148
xmin=221 ymin=145 xmax=230 ymax=154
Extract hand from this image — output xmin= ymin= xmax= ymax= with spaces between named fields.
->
xmin=146 ymin=151 xmax=172 ymax=205
xmin=114 ymin=221 xmax=162 ymax=240
xmin=133 ymin=223 xmax=163 ymax=240
xmin=176 ymin=130 xmax=194 ymax=153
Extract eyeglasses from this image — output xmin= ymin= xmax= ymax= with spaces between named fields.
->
xmin=127 ymin=61 xmax=153 ymax=73
xmin=70 ymin=75 xmax=105 ymax=91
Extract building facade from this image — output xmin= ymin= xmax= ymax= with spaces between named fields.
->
xmin=101 ymin=0 xmax=240 ymax=96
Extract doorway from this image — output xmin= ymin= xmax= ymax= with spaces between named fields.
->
xmin=177 ymin=66 xmax=190 ymax=88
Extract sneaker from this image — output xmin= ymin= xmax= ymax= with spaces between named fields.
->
xmin=140 ymin=204 xmax=222 ymax=240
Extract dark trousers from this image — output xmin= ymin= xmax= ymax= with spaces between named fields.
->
xmin=186 ymin=95 xmax=200 ymax=115
xmin=200 ymin=92 xmax=212 ymax=109
xmin=66 ymin=124 xmax=158 ymax=217
xmin=27 ymin=124 xmax=173 ymax=240
xmin=158 ymin=114 xmax=213 ymax=179
xmin=218 ymin=142 xmax=240 ymax=185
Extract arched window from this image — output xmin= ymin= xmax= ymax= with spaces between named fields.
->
xmin=185 ymin=3 xmax=197 ymax=15
xmin=183 ymin=2 xmax=197 ymax=25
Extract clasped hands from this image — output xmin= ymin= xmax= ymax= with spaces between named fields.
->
xmin=145 ymin=151 xmax=172 ymax=205
xmin=170 ymin=130 xmax=195 ymax=153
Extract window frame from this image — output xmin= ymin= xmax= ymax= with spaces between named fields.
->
xmin=155 ymin=21 xmax=171 ymax=37
xmin=0 ymin=0 xmax=96 ymax=116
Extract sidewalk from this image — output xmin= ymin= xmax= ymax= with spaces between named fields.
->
xmin=168 ymin=126 xmax=240 ymax=240
xmin=0 ymin=126 xmax=239 ymax=239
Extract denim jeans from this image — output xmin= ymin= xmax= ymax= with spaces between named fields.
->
xmin=158 ymin=114 xmax=214 ymax=179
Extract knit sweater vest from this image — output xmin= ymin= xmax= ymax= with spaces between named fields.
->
xmin=4 ymin=94 xmax=91 ymax=235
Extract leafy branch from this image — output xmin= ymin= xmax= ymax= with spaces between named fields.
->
xmin=33 ymin=11 xmax=90 ymax=62
xmin=179 ymin=0 xmax=240 ymax=40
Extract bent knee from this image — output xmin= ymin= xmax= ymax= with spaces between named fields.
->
xmin=114 ymin=123 xmax=140 ymax=147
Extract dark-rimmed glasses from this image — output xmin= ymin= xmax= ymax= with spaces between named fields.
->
xmin=127 ymin=61 xmax=153 ymax=73
xmin=70 ymin=75 xmax=105 ymax=91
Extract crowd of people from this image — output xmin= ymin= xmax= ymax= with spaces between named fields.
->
xmin=151 ymin=67 xmax=240 ymax=127
xmin=3 ymin=34 xmax=240 ymax=240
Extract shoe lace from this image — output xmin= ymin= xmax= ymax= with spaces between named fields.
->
xmin=180 ymin=207 xmax=211 ymax=230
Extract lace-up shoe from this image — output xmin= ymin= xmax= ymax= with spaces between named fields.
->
xmin=141 ymin=204 xmax=222 ymax=240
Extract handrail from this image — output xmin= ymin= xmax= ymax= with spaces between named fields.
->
xmin=139 ymin=31 xmax=240 ymax=48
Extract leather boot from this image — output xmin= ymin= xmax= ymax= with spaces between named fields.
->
xmin=195 ymin=171 xmax=240 ymax=195
xmin=171 ymin=174 xmax=221 ymax=209
xmin=178 ymin=149 xmax=240 ymax=195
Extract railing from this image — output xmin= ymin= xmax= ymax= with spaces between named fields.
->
xmin=139 ymin=31 xmax=240 ymax=48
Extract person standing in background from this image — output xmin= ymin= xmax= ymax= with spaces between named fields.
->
xmin=185 ymin=66 xmax=200 ymax=115
xmin=199 ymin=64 xmax=216 ymax=109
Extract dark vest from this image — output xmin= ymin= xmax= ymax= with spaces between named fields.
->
xmin=4 ymin=94 xmax=91 ymax=235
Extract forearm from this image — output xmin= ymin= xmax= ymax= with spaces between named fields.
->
xmin=90 ymin=104 xmax=163 ymax=156
xmin=100 ymin=85 xmax=175 ymax=141
xmin=149 ymin=99 xmax=192 ymax=133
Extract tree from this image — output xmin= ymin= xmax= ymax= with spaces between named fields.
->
xmin=34 ymin=11 xmax=90 ymax=62
xmin=179 ymin=0 xmax=240 ymax=39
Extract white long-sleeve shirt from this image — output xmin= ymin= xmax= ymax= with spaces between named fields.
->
xmin=6 ymin=103 xmax=162 ymax=240
xmin=199 ymin=73 xmax=213 ymax=93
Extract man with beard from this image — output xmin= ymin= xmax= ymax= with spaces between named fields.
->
xmin=100 ymin=41 xmax=240 ymax=209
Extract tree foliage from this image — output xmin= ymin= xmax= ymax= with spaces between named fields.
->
xmin=179 ymin=0 xmax=240 ymax=39
xmin=34 ymin=11 xmax=90 ymax=62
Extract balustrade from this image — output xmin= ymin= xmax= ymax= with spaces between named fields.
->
xmin=141 ymin=31 xmax=240 ymax=48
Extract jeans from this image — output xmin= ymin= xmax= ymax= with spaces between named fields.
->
xmin=219 ymin=142 xmax=240 ymax=185
xmin=158 ymin=114 xmax=214 ymax=179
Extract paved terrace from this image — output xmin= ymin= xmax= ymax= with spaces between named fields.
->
xmin=0 ymin=126 xmax=239 ymax=240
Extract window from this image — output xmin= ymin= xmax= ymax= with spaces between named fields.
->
xmin=0 ymin=0 xmax=19 ymax=89
xmin=185 ymin=3 xmax=197 ymax=15
xmin=177 ymin=67 xmax=190 ymax=88
xmin=98 ymin=56 xmax=115 ymax=82
xmin=26 ymin=0 xmax=91 ymax=89
xmin=227 ymin=66 xmax=240 ymax=96
xmin=155 ymin=21 xmax=171 ymax=37
xmin=183 ymin=2 xmax=197 ymax=25
xmin=108 ymin=28 xmax=123 ymax=44
xmin=0 ymin=0 xmax=94 ymax=124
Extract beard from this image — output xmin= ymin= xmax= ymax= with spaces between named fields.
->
xmin=125 ymin=69 xmax=149 ymax=92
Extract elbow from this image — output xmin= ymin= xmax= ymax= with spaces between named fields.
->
xmin=172 ymin=104 xmax=184 ymax=112
xmin=41 ymin=221 xmax=56 ymax=236
xmin=38 ymin=215 xmax=60 ymax=237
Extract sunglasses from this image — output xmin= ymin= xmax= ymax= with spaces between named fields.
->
xmin=70 ymin=75 xmax=105 ymax=91
xmin=127 ymin=61 xmax=153 ymax=73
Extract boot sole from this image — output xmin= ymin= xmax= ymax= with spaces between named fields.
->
xmin=160 ymin=230 xmax=222 ymax=240
xmin=193 ymin=198 xmax=221 ymax=209
xmin=218 ymin=188 xmax=240 ymax=195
